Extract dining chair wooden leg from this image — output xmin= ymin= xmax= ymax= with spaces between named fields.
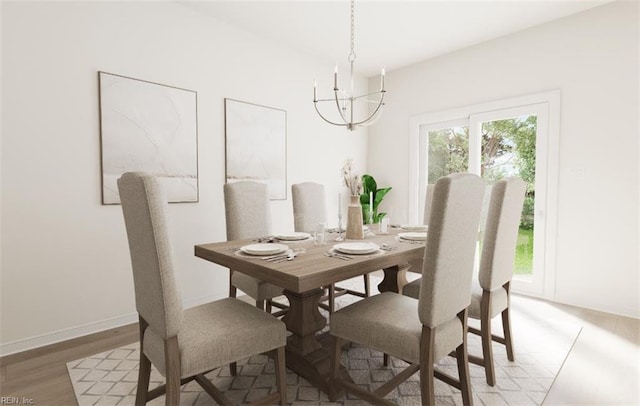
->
xmin=480 ymin=291 xmax=496 ymax=386
xmin=266 ymin=300 xmax=273 ymax=314
xmin=136 ymin=318 xmax=151 ymax=406
xmin=363 ymin=273 xmax=370 ymax=297
xmin=419 ymin=325 xmax=436 ymax=406
xmin=329 ymin=336 xmax=344 ymax=402
xmin=383 ymin=353 xmax=390 ymax=367
xmin=457 ymin=310 xmax=473 ymax=406
xmin=164 ymin=336 xmax=181 ymax=406
xmin=274 ymin=347 xmax=287 ymax=405
xmin=228 ymin=274 xmax=240 ymax=373
xmin=256 ymin=300 xmax=265 ymax=311
xmin=502 ymin=307 xmax=515 ymax=361
xmin=329 ymin=283 xmax=335 ymax=314
xmin=229 ymin=270 xmax=237 ymax=298
xmin=502 ymin=283 xmax=515 ymax=362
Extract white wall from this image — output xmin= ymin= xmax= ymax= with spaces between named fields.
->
xmin=368 ymin=1 xmax=639 ymax=318
xmin=0 ymin=1 xmax=369 ymax=355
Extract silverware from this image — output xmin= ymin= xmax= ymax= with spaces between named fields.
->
xmin=325 ymin=252 xmax=352 ymax=260
xmin=271 ymin=252 xmax=299 ymax=263
xmin=263 ymin=253 xmax=289 ymax=261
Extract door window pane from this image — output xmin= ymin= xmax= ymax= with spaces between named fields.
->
xmin=427 ymin=126 xmax=469 ymax=184
xmin=480 ymin=115 xmax=537 ymax=276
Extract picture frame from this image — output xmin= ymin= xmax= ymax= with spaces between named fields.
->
xmin=224 ymin=98 xmax=287 ymax=200
xmin=98 ymin=71 xmax=198 ymax=204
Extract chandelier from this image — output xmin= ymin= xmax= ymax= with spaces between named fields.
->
xmin=313 ymin=0 xmax=386 ymax=131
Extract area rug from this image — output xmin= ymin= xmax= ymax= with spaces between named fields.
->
xmin=67 ymin=277 xmax=581 ymax=405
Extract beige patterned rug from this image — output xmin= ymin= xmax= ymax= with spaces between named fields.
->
xmin=67 ymin=278 xmax=581 ymax=405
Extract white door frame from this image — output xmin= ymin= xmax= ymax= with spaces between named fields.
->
xmin=408 ymin=90 xmax=561 ymax=299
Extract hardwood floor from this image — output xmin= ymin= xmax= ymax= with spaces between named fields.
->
xmin=0 ymin=324 xmax=139 ymax=405
xmin=1 ymin=296 xmax=638 ymax=405
xmin=543 ymin=301 xmax=640 ymax=405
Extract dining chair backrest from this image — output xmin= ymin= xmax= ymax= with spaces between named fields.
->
xmin=291 ymin=182 xmax=327 ymax=233
xmin=479 ymin=177 xmax=527 ymax=291
xmin=423 ymin=183 xmax=435 ymax=225
xmin=117 ymin=172 xmax=183 ymax=340
xmin=224 ymin=181 xmax=272 ymax=240
xmin=418 ymin=173 xmax=485 ymax=327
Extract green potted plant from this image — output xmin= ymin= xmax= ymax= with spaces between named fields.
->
xmin=360 ymin=174 xmax=391 ymax=224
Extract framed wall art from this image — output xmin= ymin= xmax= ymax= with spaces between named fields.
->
xmin=224 ymin=98 xmax=287 ymax=200
xmin=98 ymin=71 xmax=198 ymax=204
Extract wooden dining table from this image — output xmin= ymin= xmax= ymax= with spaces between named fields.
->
xmin=194 ymin=229 xmax=425 ymax=395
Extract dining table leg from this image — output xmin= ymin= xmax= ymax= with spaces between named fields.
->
xmin=377 ymin=263 xmax=410 ymax=293
xmin=281 ymin=287 xmax=352 ymax=396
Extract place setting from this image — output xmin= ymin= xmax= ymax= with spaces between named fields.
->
xmin=325 ymin=241 xmax=385 ymax=261
xmin=397 ymin=224 xmax=428 ymax=244
xmin=234 ymin=242 xmax=305 ymax=263
xmin=273 ymin=231 xmax=313 ymax=243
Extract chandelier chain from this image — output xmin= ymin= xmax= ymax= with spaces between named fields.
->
xmin=349 ymin=0 xmax=356 ymax=62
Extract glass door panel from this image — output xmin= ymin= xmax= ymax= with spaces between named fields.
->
xmin=470 ymin=103 xmax=548 ymax=295
xmin=417 ymin=120 xmax=469 ymax=223
xmin=479 ymin=115 xmax=537 ymax=277
xmin=427 ymin=126 xmax=469 ymax=183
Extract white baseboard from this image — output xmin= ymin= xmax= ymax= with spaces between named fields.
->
xmin=0 ymin=312 xmax=138 ymax=357
xmin=0 ymin=294 xmax=219 ymax=357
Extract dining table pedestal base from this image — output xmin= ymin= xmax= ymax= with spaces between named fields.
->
xmin=377 ymin=263 xmax=410 ymax=293
xmin=282 ymin=288 xmax=352 ymax=396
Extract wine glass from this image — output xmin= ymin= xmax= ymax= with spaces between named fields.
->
xmin=335 ymin=212 xmax=344 ymax=241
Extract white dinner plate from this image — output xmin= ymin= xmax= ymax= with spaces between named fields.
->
xmin=275 ymin=232 xmax=311 ymax=241
xmin=400 ymin=224 xmax=428 ymax=232
xmin=333 ymin=242 xmax=380 ymax=255
xmin=398 ymin=232 xmax=427 ymax=241
xmin=240 ymin=243 xmax=288 ymax=256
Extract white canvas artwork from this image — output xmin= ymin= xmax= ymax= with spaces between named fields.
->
xmin=99 ymin=72 xmax=198 ymax=204
xmin=225 ymin=99 xmax=287 ymax=200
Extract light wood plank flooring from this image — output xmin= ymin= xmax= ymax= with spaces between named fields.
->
xmin=1 ymin=296 xmax=638 ymax=405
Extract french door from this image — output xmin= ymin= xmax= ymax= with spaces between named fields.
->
xmin=409 ymin=92 xmax=560 ymax=297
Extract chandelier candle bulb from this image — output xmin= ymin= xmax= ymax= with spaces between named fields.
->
xmin=334 ymin=65 xmax=338 ymax=89
xmin=381 ymin=68 xmax=385 ymax=91
xmin=313 ymin=81 xmax=317 ymax=101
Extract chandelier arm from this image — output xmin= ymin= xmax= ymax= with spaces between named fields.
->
xmin=352 ymin=105 xmax=385 ymax=128
xmin=315 ymin=97 xmax=342 ymax=102
xmin=333 ymin=88 xmax=351 ymax=125
xmin=314 ymin=102 xmax=349 ymax=127
xmin=352 ymin=91 xmax=386 ymax=101
xmin=356 ymin=105 xmax=385 ymax=128
xmin=351 ymin=93 xmax=386 ymax=127
xmin=360 ymin=98 xmax=388 ymax=104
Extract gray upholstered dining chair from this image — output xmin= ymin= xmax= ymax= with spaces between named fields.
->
xmin=292 ymin=182 xmax=327 ymax=234
xmin=224 ymin=181 xmax=287 ymax=316
xmin=292 ymin=182 xmax=370 ymax=314
xmin=407 ymin=183 xmax=435 ymax=275
xmin=467 ymin=177 xmax=526 ymax=386
xmin=118 ymin=172 xmax=287 ymax=406
xmin=329 ymin=173 xmax=485 ymax=405
xmin=402 ymin=177 xmax=526 ymax=387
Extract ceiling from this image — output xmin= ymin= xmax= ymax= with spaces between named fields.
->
xmin=179 ymin=0 xmax=613 ymax=77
